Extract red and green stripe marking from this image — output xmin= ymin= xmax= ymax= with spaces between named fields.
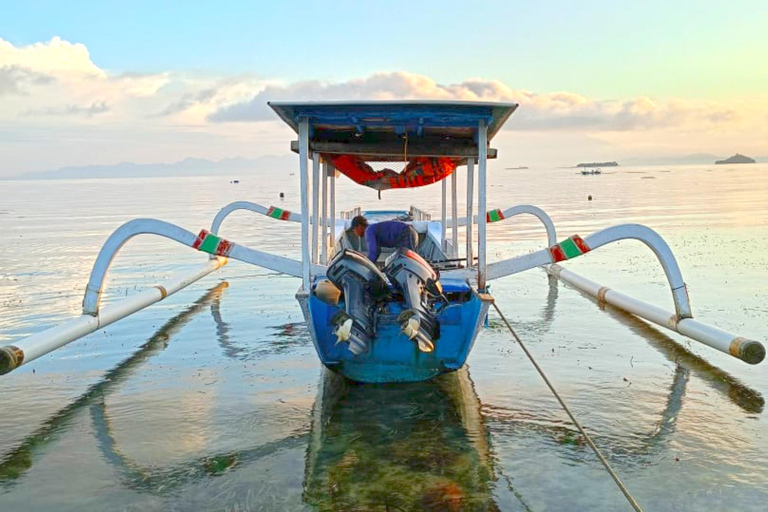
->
xmin=486 ymin=209 xmax=506 ymax=223
xmin=266 ymin=206 xmax=292 ymax=220
xmin=549 ymin=235 xmax=590 ymax=263
xmin=192 ymin=229 xmax=233 ymax=257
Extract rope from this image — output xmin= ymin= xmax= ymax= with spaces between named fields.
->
xmin=491 ymin=301 xmax=644 ymax=512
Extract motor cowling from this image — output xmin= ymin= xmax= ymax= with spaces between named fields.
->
xmin=326 ymin=249 xmax=389 ymax=355
xmin=383 ymin=248 xmax=441 ymax=352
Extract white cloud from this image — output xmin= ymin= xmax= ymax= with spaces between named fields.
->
xmin=208 ymin=72 xmax=742 ymax=134
xmin=1 ymin=38 xmax=765 ymax=177
xmin=0 ymin=36 xmax=105 ymax=79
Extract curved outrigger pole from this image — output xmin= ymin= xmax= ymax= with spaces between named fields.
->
xmin=454 ymin=204 xmax=764 ymax=364
xmin=0 ymin=216 xmax=327 ymax=375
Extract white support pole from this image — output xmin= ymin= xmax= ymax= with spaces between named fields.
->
xmin=298 ymin=118 xmax=311 ymax=289
xmin=321 ymin=159 xmax=329 ymax=264
xmin=312 ymin=151 xmax=320 ymax=264
xmin=477 ymin=119 xmax=488 ymax=290
xmin=466 ymin=159 xmax=475 ymax=267
xmin=330 ymin=165 xmax=336 ymax=246
xmin=0 ymin=258 xmax=227 ymax=374
xmin=451 ymin=166 xmax=458 ymax=258
xmin=441 ymin=179 xmax=447 ymax=252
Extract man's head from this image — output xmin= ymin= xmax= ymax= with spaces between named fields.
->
xmin=351 ymin=215 xmax=368 ymax=237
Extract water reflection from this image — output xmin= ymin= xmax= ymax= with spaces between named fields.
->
xmin=0 ymin=282 xmax=230 ymax=484
xmin=487 ymin=274 xmax=559 ymax=334
xmin=303 ymin=367 xmax=502 ymax=511
xmin=91 ymin=367 xmax=505 ymax=510
xmin=483 ymin=274 xmax=763 ymax=475
xmin=89 ymin=400 xmax=308 ymax=492
xmin=212 ymin=296 xmax=309 ymax=361
xmin=593 ymin=297 xmax=764 ymax=414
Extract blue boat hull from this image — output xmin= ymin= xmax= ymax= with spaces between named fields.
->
xmin=298 ymin=277 xmax=490 ymax=383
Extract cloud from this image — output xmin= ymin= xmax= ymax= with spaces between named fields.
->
xmin=0 ymin=65 xmax=54 ymax=95
xmin=1 ymin=38 xmax=765 ymax=177
xmin=23 ymin=102 xmax=110 ymax=117
xmin=0 ymin=37 xmax=172 ymax=120
xmin=208 ymin=72 xmax=740 ymax=133
xmin=0 ymin=36 xmax=105 ymax=79
xmin=154 ymin=88 xmax=218 ymax=117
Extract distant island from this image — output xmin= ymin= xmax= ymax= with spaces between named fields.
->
xmin=505 ymin=166 xmax=529 ymax=170
xmin=715 ymin=154 xmax=755 ymax=164
xmin=577 ymin=161 xmax=618 ymax=168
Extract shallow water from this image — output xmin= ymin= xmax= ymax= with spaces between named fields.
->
xmin=1 ymin=163 xmax=767 ymax=511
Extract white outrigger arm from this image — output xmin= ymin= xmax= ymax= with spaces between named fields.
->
xmin=448 ymin=204 xmax=765 ymax=365
xmin=0 ymin=216 xmax=327 ymax=375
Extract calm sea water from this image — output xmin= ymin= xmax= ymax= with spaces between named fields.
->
xmin=1 ymin=163 xmax=767 ymax=511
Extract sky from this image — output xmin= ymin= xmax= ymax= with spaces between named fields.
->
xmin=1 ymin=0 xmax=767 ymax=176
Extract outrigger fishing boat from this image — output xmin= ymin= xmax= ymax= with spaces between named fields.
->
xmin=0 ymin=101 xmax=764 ymax=384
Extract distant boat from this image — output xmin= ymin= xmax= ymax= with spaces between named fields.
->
xmin=580 ymin=168 xmax=602 ymax=175
xmin=230 ymin=180 xmax=240 ymax=184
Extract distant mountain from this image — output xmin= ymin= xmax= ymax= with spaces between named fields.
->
xmin=715 ymin=153 xmax=756 ymax=164
xmin=9 ymin=155 xmax=297 ymax=180
xmin=577 ymin=161 xmax=618 ymax=168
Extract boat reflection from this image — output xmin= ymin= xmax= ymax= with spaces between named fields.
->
xmin=212 ymin=296 xmax=309 ymax=361
xmin=0 ymin=281 xmax=230 ymax=484
xmin=487 ymin=274 xmax=559 ymax=335
xmin=303 ymin=367 xmax=500 ymax=511
xmin=594 ymin=296 xmax=764 ymax=414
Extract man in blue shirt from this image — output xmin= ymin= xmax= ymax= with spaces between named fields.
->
xmin=351 ymin=216 xmax=419 ymax=262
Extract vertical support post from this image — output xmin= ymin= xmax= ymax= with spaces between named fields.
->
xmin=466 ymin=158 xmax=474 ymax=267
xmin=298 ymin=118 xmax=311 ymax=290
xmin=451 ymin=166 xmax=458 ymax=258
xmin=441 ymin=179 xmax=447 ymax=252
xmin=330 ymin=164 xmax=336 ymax=248
xmin=478 ymin=119 xmax=488 ymax=290
xmin=312 ymin=151 xmax=320 ymax=264
xmin=321 ymin=159 xmax=329 ymax=264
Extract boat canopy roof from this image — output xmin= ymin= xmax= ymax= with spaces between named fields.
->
xmin=270 ymin=100 xmax=518 ymax=161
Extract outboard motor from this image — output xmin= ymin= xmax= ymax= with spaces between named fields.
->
xmin=383 ymin=248 xmax=442 ymax=353
xmin=326 ymin=249 xmax=389 ymax=355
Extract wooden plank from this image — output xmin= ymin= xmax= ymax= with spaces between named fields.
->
xmin=290 ymin=140 xmax=496 ymax=159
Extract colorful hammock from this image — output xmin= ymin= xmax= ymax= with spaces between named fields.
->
xmin=324 ymin=154 xmax=458 ymax=191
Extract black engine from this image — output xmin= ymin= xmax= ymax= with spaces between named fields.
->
xmin=383 ymin=248 xmax=442 ymax=352
xmin=326 ymin=250 xmax=389 ymax=354
xmin=326 ymin=248 xmax=442 ymax=354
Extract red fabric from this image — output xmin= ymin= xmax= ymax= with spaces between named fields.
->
xmin=325 ymin=154 xmax=458 ymax=190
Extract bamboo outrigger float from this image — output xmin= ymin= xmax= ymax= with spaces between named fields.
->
xmin=0 ymin=101 xmax=764 ymax=382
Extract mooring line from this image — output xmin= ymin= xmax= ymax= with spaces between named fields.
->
xmin=491 ymin=301 xmax=644 ymax=512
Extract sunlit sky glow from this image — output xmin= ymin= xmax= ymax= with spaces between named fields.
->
xmin=1 ymin=0 xmax=767 ymax=176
